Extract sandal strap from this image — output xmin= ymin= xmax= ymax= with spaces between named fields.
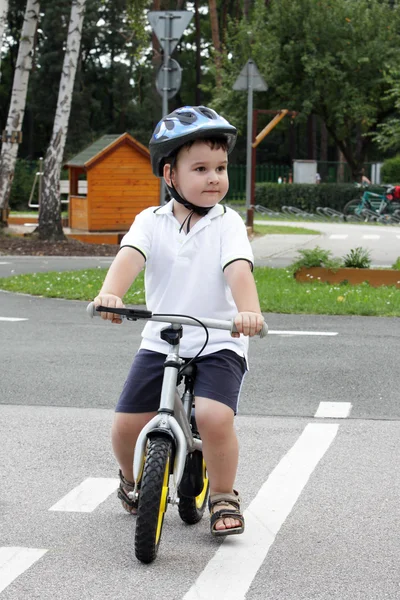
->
xmin=209 ymin=489 xmax=241 ymax=512
xmin=119 ymin=469 xmax=134 ymax=489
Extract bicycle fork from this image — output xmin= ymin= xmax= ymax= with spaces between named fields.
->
xmin=132 ymin=325 xmax=202 ymax=498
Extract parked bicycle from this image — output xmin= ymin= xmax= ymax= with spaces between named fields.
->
xmin=87 ymin=302 xmax=268 ymax=564
xmin=343 ymin=184 xmax=400 ymax=224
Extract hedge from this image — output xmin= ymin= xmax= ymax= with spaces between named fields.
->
xmin=381 ymin=156 xmax=400 ymax=184
xmin=254 ymin=182 xmax=385 ymax=212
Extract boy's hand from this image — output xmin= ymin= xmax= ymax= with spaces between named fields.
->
xmin=232 ymin=312 xmax=264 ymax=338
xmin=94 ymin=293 xmax=124 ymax=324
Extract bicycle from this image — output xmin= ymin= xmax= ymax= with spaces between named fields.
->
xmin=343 ymin=184 xmax=400 ymax=224
xmin=87 ymin=302 xmax=268 ymax=564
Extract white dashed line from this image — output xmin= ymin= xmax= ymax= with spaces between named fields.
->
xmin=329 ymin=234 xmax=348 ymax=240
xmin=268 ymin=330 xmax=338 ymax=336
xmin=314 ymin=401 xmax=352 ymax=418
xmin=183 ymin=423 xmax=339 ymax=600
xmin=362 ymin=234 xmax=380 ymax=240
xmin=49 ymin=478 xmax=119 ymax=512
xmin=0 ymin=547 xmax=48 ymax=593
xmin=0 ymin=317 xmax=28 ymax=322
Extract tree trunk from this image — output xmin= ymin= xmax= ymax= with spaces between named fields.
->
xmin=0 ymin=0 xmax=40 ymax=225
xmin=208 ymin=0 xmax=222 ymax=88
xmin=0 ymin=0 xmax=9 ymax=46
xmin=37 ymin=0 xmax=86 ymax=241
xmin=194 ymin=0 xmax=202 ymax=104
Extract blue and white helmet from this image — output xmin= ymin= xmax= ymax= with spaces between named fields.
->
xmin=149 ymin=106 xmax=237 ymax=176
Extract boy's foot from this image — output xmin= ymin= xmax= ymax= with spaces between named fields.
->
xmin=117 ymin=470 xmax=139 ymax=515
xmin=209 ymin=490 xmax=245 ymax=537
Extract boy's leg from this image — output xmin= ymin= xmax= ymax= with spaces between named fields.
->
xmin=112 ymin=412 xmax=157 ymax=482
xmin=194 ymin=397 xmax=241 ymax=532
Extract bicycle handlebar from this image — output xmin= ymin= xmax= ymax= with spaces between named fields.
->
xmin=86 ymin=302 xmax=268 ymax=338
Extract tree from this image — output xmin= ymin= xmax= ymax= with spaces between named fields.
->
xmin=36 ymin=0 xmax=86 ymax=241
xmin=0 ymin=0 xmax=40 ymax=224
xmin=210 ymin=0 xmax=400 ymax=179
xmin=0 ymin=0 xmax=9 ymax=45
xmin=372 ymin=69 xmax=400 ymax=152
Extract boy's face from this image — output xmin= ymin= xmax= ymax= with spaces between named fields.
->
xmin=164 ymin=140 xmax=229 ymax=209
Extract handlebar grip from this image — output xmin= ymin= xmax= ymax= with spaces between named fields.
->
xmin=87 ymin=302 xmax=99 ymax=318
xmin=231 ymin=320 xmax=268 ymax=338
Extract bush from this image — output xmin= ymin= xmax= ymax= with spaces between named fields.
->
xmin=381 ymin=156 xmax=400 ymax=184
xmin=342 ymin=247 xmax=372 ymax=269
xmin=392 ymin=257 xmax=400 ymax=270
xmin=290 ymin=247 xmax=343 ymax=270
xmin=254 ymin=182 xmax=384 ymax=212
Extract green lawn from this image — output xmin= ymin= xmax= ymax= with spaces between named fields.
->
xmin=0 ymin=266 xmax=398 ymax=317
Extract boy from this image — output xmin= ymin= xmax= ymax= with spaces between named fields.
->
xmin=94 ymin=106 xmax=264 ymax=536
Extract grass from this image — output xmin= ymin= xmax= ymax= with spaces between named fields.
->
xmin=253 ymin=224 xmax=321 ymax=235
xmin=0 ymin=266 xmax=399 ymax=317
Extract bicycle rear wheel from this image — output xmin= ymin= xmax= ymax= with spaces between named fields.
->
xmin=134 ymin=436 xmax=173 ymax=564
xmin=343 ymin=199 xmax=362 ymax=221
xmin=178 ymin=458 xmax=209 ymax=524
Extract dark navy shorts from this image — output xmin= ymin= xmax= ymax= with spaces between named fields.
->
xmin=116 ymin=349 xmax=247 ymax=415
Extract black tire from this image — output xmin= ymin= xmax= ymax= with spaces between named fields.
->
xmin=134 ymin=436 xmax=172 ymax=564
xmin=178 ymin=459 xmax=209 ymax=524
xmin=343 ymin=199 xmax=362 ymax=220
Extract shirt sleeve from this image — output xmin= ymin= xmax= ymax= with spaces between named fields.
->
xmin=220 ymin=208 xmax=254 ymax=271
xmin=119 ymin=207 xmax=155 ymax=261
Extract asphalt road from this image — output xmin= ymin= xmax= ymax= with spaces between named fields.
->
xmin=1 ymin=286 xmax=400 ymax=599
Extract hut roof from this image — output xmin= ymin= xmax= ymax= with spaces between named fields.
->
xmin=65 ymin=133 xmax=150 ymax=169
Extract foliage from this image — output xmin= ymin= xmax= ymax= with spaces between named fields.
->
xmin=342 ymin=247 xmax=372 ymax=269
xmin=392 ymin=257 xmax=400 ymax=270
xmin=254 ymin=182 xmax=381 ymax=212
xmin=212 ymin=0 xmax=400 ymax=178
xmin=381 ymin=155 xmax=400 ymax=183
xmin=290 ymin=247 xmax=342 ymax=270
xmin=371 ymin=69 xmax=400 ymax=152
xmin=9 ymin=160 xmax=37 ymax=210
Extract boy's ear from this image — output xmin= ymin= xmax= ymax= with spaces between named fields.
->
xmin=163 ymin=163 xmax=173 ymax=187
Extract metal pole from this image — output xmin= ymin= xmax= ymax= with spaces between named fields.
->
xmin=245 ymin=60 xmax=254 ymax=228
xmin=38 ymin=157 xmax=43 ymax=208
xmin=159 ymin=14 xmax=171 ymax=206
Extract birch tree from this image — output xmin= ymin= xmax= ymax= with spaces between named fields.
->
xmin=37 ymin=0 xmax=86 ymax=241
xmin=0 ymin=0 xmax=9 ymax=47
xmin=0 ymin=0 xmax=39 ymax=225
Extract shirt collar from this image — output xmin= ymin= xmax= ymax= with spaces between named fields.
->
xmin=155 ymin=200 xmax=225 ymax=219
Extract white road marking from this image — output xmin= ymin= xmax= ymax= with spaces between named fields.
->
xmin=0 ymin=317 xmax=28 ymax=322
xmin=183 ymin=423 xmax=339 ymax=600
xmin=362 ymin=234 xmax=380 ymax=240
xmin=0 ymin=547 xmax=48 ymax=593
xmin=314 ymin=401 xmax=352 ymax=418
xmin=49 ymin=477 xmax=119 ymax=512
xmin=268 ymin=330 xmax=338 ymax=336
xmin=329 ymin=234 xmax=348 ymax=239
xmin=0 ymin=262 xmax=10 ymax=265
xmin=397 ymin=235 xmax=400 ymax=239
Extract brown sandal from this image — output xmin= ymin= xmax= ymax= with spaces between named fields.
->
xmin=209 ymin=490 xmax=245 ymax=537
xmin=117 ymin=470 xmax=139 ymax=515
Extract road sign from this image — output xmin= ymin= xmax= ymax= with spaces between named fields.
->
xmin=233 ymin=59 xmax=268 ymax=92
xmin=148 ymin=11 xmax=193 ymax=55
xmin=155 ymin=58 xmax=182 ymax=100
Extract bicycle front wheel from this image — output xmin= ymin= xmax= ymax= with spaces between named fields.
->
xmin=343 ymin=199 xmax=362 ymax=220
xmin=134 ymin=436 xmax=172 ymax=564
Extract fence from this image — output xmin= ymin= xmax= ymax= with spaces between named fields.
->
xmin=226 ymin=162 xmax=377 ymax=201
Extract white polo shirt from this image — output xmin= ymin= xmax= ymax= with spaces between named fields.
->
xmin=120 ymin=200 xmax=254 ymax=359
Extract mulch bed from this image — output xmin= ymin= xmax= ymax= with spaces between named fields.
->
xmin=0 ymin=232 xmax=119 ymax=257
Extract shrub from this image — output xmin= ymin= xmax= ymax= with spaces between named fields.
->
xmin=342 ymin=247 xmax=372 ymax=269
xmin=381 ymin=156 xmax=400 ymax=184
xmin=392 ymin=257 xmax=400 ymax=270
xmin=290 ymin=247 xmax=343 ymax=270
xmin=254 ymin=182 xmax=383 ymax=213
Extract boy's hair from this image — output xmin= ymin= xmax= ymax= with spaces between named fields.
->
xmin=165 ymin=136 xmax=229 ymax=169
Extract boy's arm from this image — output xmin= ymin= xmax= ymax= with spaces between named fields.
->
xmin=94 ymin=247 xmax=145 ymax=323
xmin=224 ymin=260 xmax=264 ymax=337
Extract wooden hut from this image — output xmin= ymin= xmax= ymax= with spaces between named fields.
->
xmin=65 ymin=133 xmax=160 ymax=232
